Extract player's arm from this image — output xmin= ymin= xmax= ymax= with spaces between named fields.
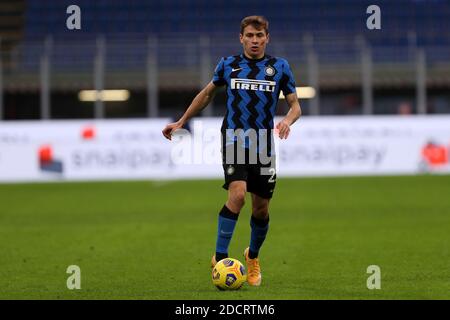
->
xmin=276 ymin=92 xmax=302 ymax=139
xmin=162 ymin=81 xmax=220 ymax=140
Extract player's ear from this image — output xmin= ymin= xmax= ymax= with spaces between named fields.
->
xmin=266 ymin=33 xmax=270 ymax=44
xmin=239 ymin=33 xmax=244 ymax=44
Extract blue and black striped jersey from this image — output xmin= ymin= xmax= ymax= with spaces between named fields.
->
xmin=212 ymin=54 xmax=296 ymax=131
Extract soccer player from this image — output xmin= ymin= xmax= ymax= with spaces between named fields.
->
xmin=162 ymin=16 xmax=301 ymax=286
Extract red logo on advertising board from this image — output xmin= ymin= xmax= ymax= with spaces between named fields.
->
xmin=38 ymin=145 xmax=63 ymax=173
xmin=421 ymin=142 xmax=448 ymax=167
xmin=82 ymin=126 xmax=96 ymax=140
xmin=39 ymin=145 xmax=53 ymax=164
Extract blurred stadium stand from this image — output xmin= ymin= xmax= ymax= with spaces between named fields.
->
xmin=0 ymin=0 xmax=449 ymax=119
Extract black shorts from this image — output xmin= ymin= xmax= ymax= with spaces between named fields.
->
xmin=221 ymin=131 xmax=276 ymax=199
xmin=222 ymin=161 xmax=277 ymax=199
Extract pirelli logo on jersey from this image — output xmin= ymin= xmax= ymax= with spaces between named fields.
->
xmin=230 ymin=78 xmax=276 ymax=92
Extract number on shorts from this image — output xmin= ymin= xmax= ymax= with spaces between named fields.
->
xmin=268 ymin=168 xmax=276 ymax=183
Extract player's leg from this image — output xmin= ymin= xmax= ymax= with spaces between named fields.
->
xmin=242 ymin=193 xmax=270 ymax=286
xmin=246 ymin=164 xmax=274 ymax=259
xmin=248 ymin=193 xmax=270 ymax=259
xmin=225 ymin=180 xmax=247 ymax=214
xmin=213 ymin=167 xmax=248 ymax=266
xmin=213 ymin=140 xmax=248 ymax=266
xmin=243 ymin=162 xmax=275 ymax=285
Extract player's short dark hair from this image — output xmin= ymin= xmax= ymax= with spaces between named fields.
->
xmin=240 ymin=16 xmax=269 ymax=35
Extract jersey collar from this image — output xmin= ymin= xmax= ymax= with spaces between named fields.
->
xmin=241 ymin=53 xmax=267 ymax=63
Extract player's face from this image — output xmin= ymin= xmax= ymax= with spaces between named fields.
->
xmin=240 ymin=25 xmax=269 ymax=59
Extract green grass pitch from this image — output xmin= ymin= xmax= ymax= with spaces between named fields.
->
xmin=0 ymin=175 xmax=449 ymax=299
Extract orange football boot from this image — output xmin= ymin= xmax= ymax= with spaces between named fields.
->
xmin=243 ymin=247 xmax=261 ymax=286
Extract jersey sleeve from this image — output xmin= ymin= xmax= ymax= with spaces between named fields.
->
xmin=280 ymin=60 xmax=296 ymax=96
xmin=212 ymin=57 xmax=226 ymax=86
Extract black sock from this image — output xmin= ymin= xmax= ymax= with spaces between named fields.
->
xmin=248 ymin=249 xmax=259 ymax=259
xmin=215 ymin=252 xmax=228 ymax=262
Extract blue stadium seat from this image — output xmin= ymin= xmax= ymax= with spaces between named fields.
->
xmin=20 ymin=0 xmax=450 ymax=69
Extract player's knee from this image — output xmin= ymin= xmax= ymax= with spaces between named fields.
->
xmin=230 ymin=189 xmax=246 ymax=208
xmin=252 ymin=204 xmax=269 ymax=219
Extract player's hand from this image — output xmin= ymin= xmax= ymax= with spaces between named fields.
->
xmin=275 ymin=119 xmax=291 ymax=139
xmin=162 ymin=121 xmax=183 ymax=140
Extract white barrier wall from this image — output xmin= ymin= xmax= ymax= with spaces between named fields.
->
xmin=0 ymin=116 xmax=449 ymax=182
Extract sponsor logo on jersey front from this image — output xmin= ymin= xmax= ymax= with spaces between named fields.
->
xmin=231 ymin=78 xmax=276 ymax=92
